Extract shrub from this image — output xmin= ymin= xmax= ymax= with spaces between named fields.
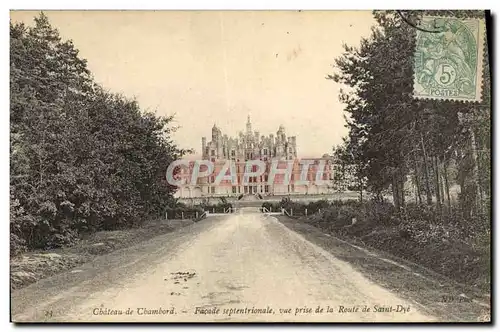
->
xmin=165 ymin=206 xmax=204 ymax=219
xmin=306 ymin=199 xmax=330 ymax=214
xmin=301 ymin=199 xmax=490 ymax=288
xmin=200 ymin=197 xmax=233 ymax=213
xmin=261 ymin=201 xmax=280 ymax=212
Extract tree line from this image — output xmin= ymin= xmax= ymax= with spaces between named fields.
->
xmin=330 ymin=10 xmax=490 ymax=227
xmin=10 ymin=13 xmax=187 ymax=254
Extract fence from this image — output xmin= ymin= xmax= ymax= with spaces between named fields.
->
xmin=282 ymin=208 xmax=323 ymax=217
xmin=206 ymin=206 xmax=236 ymax=214
xmin=205 ymin=207 xmax=237 ymax=216
xmin=260 ymin=207 xmax=284 ymax=216
xmin=165 ymin=210 xmax=206 ymax=220
xmin=165 ymin=206 xmax=236 ymax=220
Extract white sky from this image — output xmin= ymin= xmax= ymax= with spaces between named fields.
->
xmin=10 ymin=10 xmax=376 ymax=158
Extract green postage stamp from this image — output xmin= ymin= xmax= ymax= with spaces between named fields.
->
xmin=413 ymin=16 xmax=486 ymax=102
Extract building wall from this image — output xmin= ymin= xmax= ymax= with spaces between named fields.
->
xmin=172 ymin=116 xmax=355 ymax=198
xmin=174 ymin=158 xmax=339 ymax=198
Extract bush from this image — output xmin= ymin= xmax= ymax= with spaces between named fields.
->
xmin=277 ymin=198 xmax=327 ymax=214
xmin=200 ymin=197 xmax=233 ymax=213
xmin=165 ymin=206 xmax=204 ymax=219
xmin=299 ymin=199 xmax=490 ymax=288
xmin=261 ymin=201 xmax=279 ymax=212
xmin=306 ymin=199 xmax=330 ymax=214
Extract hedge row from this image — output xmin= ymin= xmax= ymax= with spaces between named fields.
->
xmin=283 ymin=199 xmax=490 ymax=289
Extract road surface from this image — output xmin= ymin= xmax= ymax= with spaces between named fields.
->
xmin=12 ymin=208 xmax=435 ymax=322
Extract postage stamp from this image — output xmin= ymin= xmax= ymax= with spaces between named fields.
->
xmin=413 ymin=16 xmax=486 ymax=102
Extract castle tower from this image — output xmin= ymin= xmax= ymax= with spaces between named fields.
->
xmin=276 ymin=125 xmax=286 ymax=158
xmin=202 ymin=137 xmax=207 ymax=158
xmin=277 ymin=124 xmax=286 ymax=142
xmin=212 ymin=123 xmax=218 ymax=142
xmin=246 ymin=115 xmax=252 ymax=134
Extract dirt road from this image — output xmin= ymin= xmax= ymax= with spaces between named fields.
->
xmin=12 ymin=208 xmax=436 ymax=322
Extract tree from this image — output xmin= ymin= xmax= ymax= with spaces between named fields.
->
xmin=10 ymin=13 xmax=188 ymax=252
xmin=329 ymin=10 xmax=490 ymax=218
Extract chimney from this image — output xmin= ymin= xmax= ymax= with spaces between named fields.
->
xmin=202 ymin=137 xmax=207 ymax=158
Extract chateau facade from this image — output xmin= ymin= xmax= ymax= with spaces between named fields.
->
xmin=174 ymin=117 xmax=345 ymax=198
xmin=203 ymin=115 xmax=297 ymax=162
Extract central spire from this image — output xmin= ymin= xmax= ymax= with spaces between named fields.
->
xmin=246 ymin=114 xmax=252 ymax=133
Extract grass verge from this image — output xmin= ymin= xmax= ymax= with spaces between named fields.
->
xmin=10 ymin=219 xmax=193 ymax=290
xmin=277 ymin=216 xmax=491 ymax=322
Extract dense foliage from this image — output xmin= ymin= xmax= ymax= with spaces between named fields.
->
xmin=330 ymin=10 xmax=490 ymax=221
xmin=324 ymin=10 xmax=490 ymax=289
xmin=262 ymin=198 xmax=330 ymax=215
xmin=199 ymin=197 xmax=233 ymax=213
xmin=165 ymin=198 xmax=234 ymax=219
xmin=10 ymin=14 xmax=187 ymax=254
xmin=278 ymin=198 xmax=489 ymax=288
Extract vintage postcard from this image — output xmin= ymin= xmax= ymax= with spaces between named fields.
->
xmin=10 ymin=10 xmax=491 ymax=323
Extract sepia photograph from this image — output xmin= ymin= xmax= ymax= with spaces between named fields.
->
xmin=9 ymin=9 xmax=491 ymax=323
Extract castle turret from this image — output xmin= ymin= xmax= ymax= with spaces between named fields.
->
xmin=216 ymin=130 xmax=223 ymax=158
xmin=212 ymin=123 xmax=218 ymax=141
xmin=202 ymin=137 xmax=207 ymax=158
xmin=246 ymin=115 xmax=252 ymax=134
xmin=278 ymin=125 xmax=286 ymax=142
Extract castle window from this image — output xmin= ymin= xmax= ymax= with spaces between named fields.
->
xmin=263 ymin=148 xmax=268 ymax=155
xmin=211 ymin=150 xmax=215 ymax=156
xmin=231 ymin=150 xmax=235 ymax=157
